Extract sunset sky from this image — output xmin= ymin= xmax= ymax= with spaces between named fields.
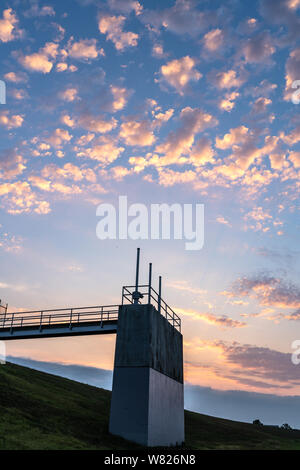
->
xmin=1 ymin=0 xmax=300 ymax=413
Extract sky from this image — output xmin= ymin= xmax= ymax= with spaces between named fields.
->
xmin=0 ymin=0 xmax=300 ymax=423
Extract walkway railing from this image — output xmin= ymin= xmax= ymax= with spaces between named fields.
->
xmin=122 ymin=285 xmax=181 ymax=332
xmin=0 ymin=305 xmax=119 ymax=331
xmin=0 ymin=301 xmax=8 ymax=315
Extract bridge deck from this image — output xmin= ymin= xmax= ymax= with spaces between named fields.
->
xmin=0 ymin=305 xmax=119 ymax=341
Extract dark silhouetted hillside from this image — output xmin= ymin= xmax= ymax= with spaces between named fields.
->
xmin=1 ymin=362 xmax=300 ymax=450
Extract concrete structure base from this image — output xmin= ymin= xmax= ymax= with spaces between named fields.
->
xmin=109 ymin=304 xmax=184 ymax=447
xmin=109 ymin=366 xmax=184 ymax=447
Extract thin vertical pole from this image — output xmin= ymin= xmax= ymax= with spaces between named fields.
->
xmin=135 ymin=248 xmax=140 ymax=292
xmin=148 ymin=263 xmax=152 ymax=304
xmin=4 ymin=304 xmax=7 ymax=328
xmin=158 ymin=276 xmax=162 ymax=314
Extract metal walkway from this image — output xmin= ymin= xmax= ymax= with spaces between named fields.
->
xmin=0 ymin=305 xmax=119 ymax=340
xmin=0 ymin=249 xmax=181 ymax=341
xmin=0 ymin=285 xmax=181 ymax=341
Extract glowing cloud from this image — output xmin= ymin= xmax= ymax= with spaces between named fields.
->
xmin=98 ymin=15 xmax=138 ymax=51
xmin=159 ymin=56 xmax=202 ymax=95
xmin=19 ymin=42 xmax=59 ymax=73
xmin=0 ymin=8 xmax=21 ymax=43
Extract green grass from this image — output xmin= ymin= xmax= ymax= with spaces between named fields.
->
xmin=1 ymin=362 xmax=300 ymax=450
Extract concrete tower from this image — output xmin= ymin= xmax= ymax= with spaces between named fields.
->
xmin=109 ymin=250 xmax=184 ymax=447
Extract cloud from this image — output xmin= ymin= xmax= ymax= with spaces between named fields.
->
xmin=19 ymin=42 xmax=59 ymax=73
xmin=219 ymin=92 xmax=240 ymax=112
xmin=0 ymin=181 xmax=51 ymax=215
xmin=203 ymin=28 xmax=224 ymax=51
xmin=0 ymin=229 xmax=22 ymax=253
xmin=110 ymin=85 xmax=129 ymax=111
xmin=189 ymin=137 xmax=215 ymax=166
xmin=155 ymin=107 xmax=218 ymax=165
xmin=281 ymin=124 xmax=300 ymax=146
xmin=177 ymin=308 xmax=247 ymax=328
xmin=52 ymin=23 xmax=65 ymax=42
xmin=216 ymin=128 xmax=279 ymax=172
xmin=216 ymin=340 xmax=300 ymax=386
xmin=0 ymin=148 xmax=26 ymax=179
xmin=45 ymin=128 xmax=73 ymax=148
xmin=141 ymin=0 xmax=212 ymax=36
xmin=75 ymin=133 xmax=95 ymax=146
xmin=4 ymin=71 xmax=28 ymax=83
xmin=185 ymin=337 xmax=300 ymax=392
xmin=10 ymin=89 xmax=28 ymax=101
xmin=224 ymin=274 xmax=300 ymax=309
xmin=211 ymin=69 xmax=246 ymax=89
xmin=76 ymin=135 xmax=124 ymax=166
xmin=216 ymin=126 xmax=249 ymax=150
xmin=243 ymin=206 xmax=273 ymax=232
xmin=251 ymin=97 xmax=272 ymax=114
xmin=107 ymin=0 xmax=143 ymax=16
xmin=46 ymin=162 xmax=96 ymax=183
xmin=159 ymin=56 xmax=202 ymax=95
xmin=247 ymin=79 xmax=278 ymax=98
xmin=24 ymin=1 xmax=55 ymax=17
xmin=106 ymin=165 xmax=132 ymax=181
xmin=61 ymin=114 xmax=76 ymax=128
xmin=29 ymin=176 xmax=82 ymax=195
xmin=260 ymin=0 xmax=300 ymax=39
xmin=67 ymin=38 xmax=104 ymax=60
xmin=56 ymin=62 xmax=68 ymax=72
xmin=77 ymin=113 xmax=117 ymax=133
xmin=216 ymin=216 xmax=231 ymax=227
xmin=29 ymin=161 xmax=104 ymax=197
xmin=289 ymin=151 xmax=300 ymax=168
xmin=152 ymin=108 xmax=174 ymax=126
xmin=0 ymin=8 xmax=21 ymax=43
xmin=284 ymin=48 xmax=300 ymax=101
xmin=152 ymin=43 xmax=166 ymax=58
xmin=119 ymin=119 xmax=155 ymax=146
xmin=269 ymin=152 xmax=288 ymax=170
xmin=56 ymin=63 xmax=77 ymax=73
xmin=167 ymin=279 xmax=207 ymax=296
xmin=155 ymin=168 xmax=197 ymax=187
xmin=59 ymin=87 xmax=79 ymax=102
xmin=255 ymin=247 xmax=299 ymax=267
xmin=98 ymin=15 xmax=138 ymax=50
xmin=0 ymin=111 xmax=24 ymax=129
xmin=241 ymin=32 xmax=275 ymax=63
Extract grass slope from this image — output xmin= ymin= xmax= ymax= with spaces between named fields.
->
xmin=1 ymin=362 xmax=300 ymax=450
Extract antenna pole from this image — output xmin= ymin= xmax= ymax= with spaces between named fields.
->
xmin=148 ymin=263 xmax=152 ymax=304
xmin=158 ymin=276 xmax=162 ymax=314
xmin=135 ymin=247 xmax=140 ymax=292
xmin=133 ymin=248 xmax=143 ymax=305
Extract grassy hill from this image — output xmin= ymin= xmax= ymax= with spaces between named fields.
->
xmin=1 ymin=361 xmax=300 ymax=450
